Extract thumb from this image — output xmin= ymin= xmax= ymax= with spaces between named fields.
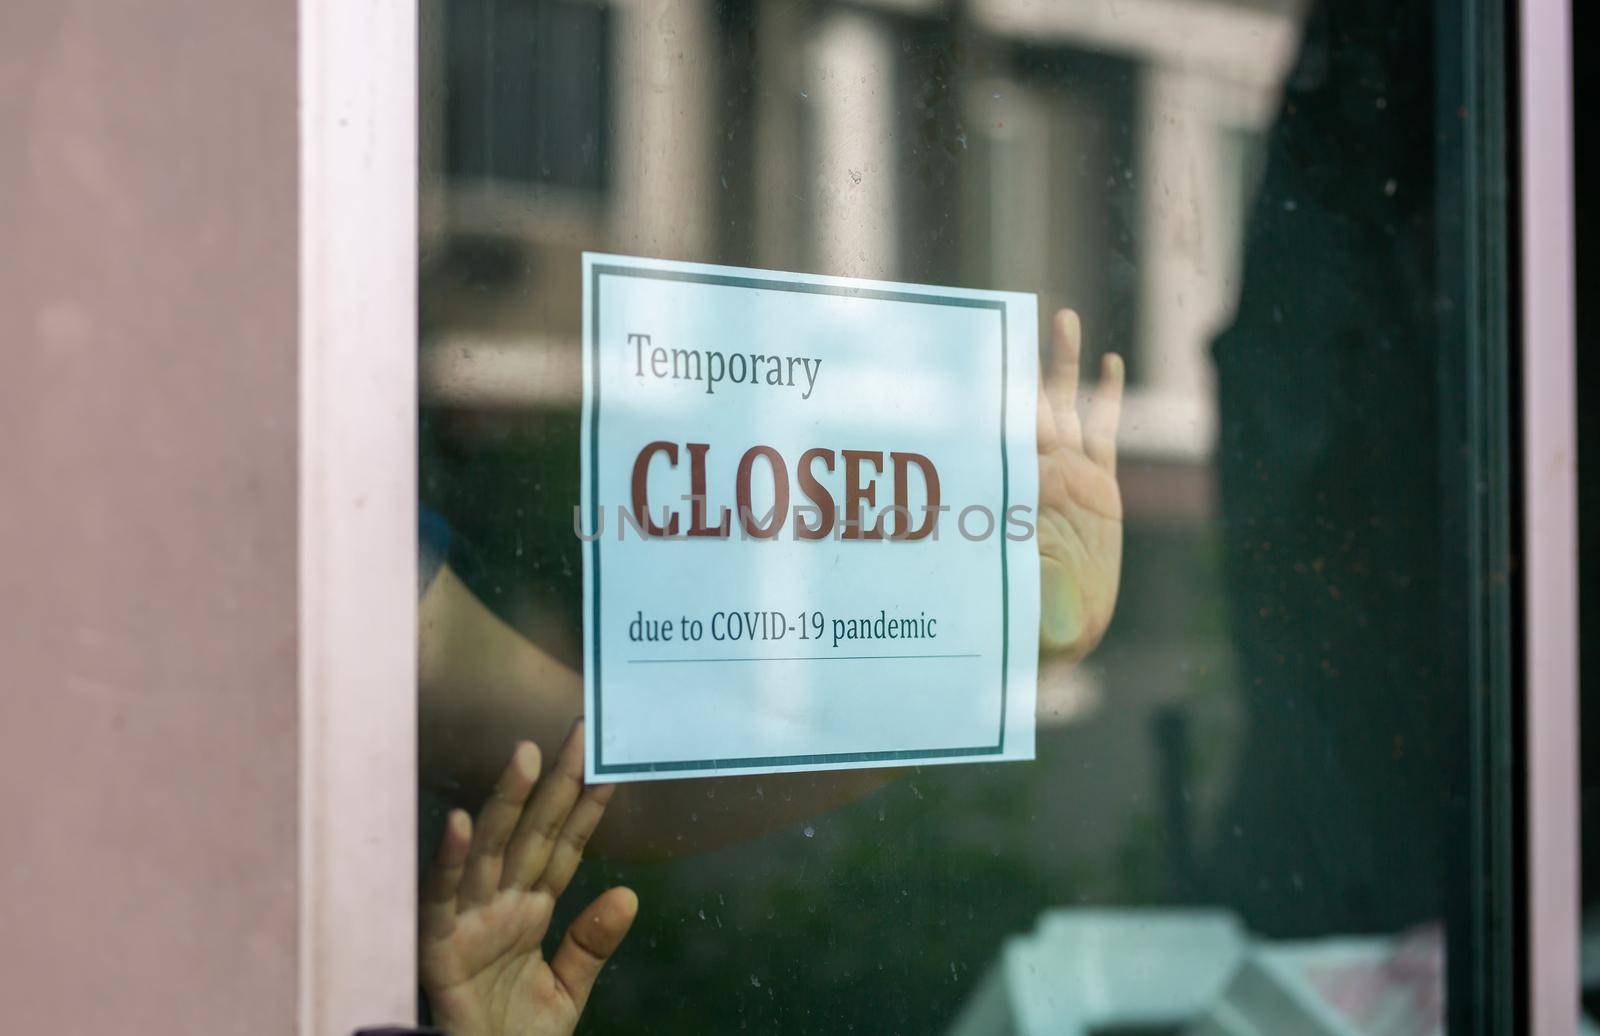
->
xmin=550 ymin=886 xmax=639 ymax=1015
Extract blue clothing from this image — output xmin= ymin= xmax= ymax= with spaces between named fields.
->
xmin=419 ymin=505 xmax=452 ymax=599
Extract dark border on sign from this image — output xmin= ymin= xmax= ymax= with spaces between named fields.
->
xmin=588 ymin=262 xmax=1011 ymax=776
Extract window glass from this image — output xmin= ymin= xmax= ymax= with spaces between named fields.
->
xmin=417 ymin=0 xmax=1514 ymax=1031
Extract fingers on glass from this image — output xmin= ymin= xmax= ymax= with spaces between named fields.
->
xmin=1050 ymin=308 xmax=1085 ymax=451
xmin=457 ymin=741 xmax=541 ymax=906
xmin=550 ymin=886 xmax=639 ymax=1015
xmin=420 ymin=808 xmax=472 ymax=939
xmin=1085 ymin=352 xmax=1125 ymax=474
xmin=503 ymin=718 xmax=589 ymax=891
xmin=441 ymin=722 xmax=617 ymax=910
xmin=533 ymin=781 xmax=617 ymax=900
xmin=1052 ymin=308 xmax=1083 ymax=396
xmin=1037 ymin=385 xmax=1063 ymax=452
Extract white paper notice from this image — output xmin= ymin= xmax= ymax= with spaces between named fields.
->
xmin=581 ymin=253 xmax=1039 ymax=782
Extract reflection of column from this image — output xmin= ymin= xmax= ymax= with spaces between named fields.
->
xmin=753 ymin=0 xmax=807 ymax=271
xmin=806 ymin=9 xmax=898 ymax=279
xmin=1138 ymin=65 xmax=1220 ymax=403
xmin=962 ymin=80 xmax=1051 ymax=291
xmin=609 ymin=0 xmax=716 ymax=260
xmin=1134 ymin=65 xmax=1282 ymax=459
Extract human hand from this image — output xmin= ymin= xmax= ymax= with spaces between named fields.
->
xmin=1037 ymin=309 xmax=1124 ymax=660
xmin=420 ymin=722 xmax=636 ymax=1036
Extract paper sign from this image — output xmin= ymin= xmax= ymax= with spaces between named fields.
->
xmin=580 ymin=253 xmax=1039 ymax=782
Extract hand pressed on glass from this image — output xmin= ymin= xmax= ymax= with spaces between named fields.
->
xmin=420 ymin=722 xmax=637 ymax=1036
xmin=1037 ymin=308 xmax=1125 ymax=661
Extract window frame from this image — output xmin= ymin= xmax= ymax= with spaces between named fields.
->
xmin=298 ymin=0 xmax=420 ymax=1030
xmin=1518 ymin=0 xmax=1579 ymax=1029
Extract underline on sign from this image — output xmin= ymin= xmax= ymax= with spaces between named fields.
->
xmin=626 ymin=652 xmax=983 ymax=664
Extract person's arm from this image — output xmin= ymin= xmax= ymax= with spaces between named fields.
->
xmin=419 ymin=562 xmax=583 ymax=802
xmin=419 ymin=559 xmax=889 ymax=857
xmin=419 ymin=307 xmax=1124 ymax=859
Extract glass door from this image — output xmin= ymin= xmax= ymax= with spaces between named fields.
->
xmin=412 ymin=1 xmax=1521 ymax=1031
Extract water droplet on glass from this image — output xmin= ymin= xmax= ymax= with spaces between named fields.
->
xmin=803 ymin=825 xmax=816 ymax=838
xmin=698 ymin=909 xmax=707 ymax=921
xmin=750 ymin=974 xmax=762 ymax=988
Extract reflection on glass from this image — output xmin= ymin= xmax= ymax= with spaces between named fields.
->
xmin=417 ymin=0 xmax=1509 ymax=1031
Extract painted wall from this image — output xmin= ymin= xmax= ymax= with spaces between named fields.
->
xmin=0 ymin=0 xmax=300 ymax=1030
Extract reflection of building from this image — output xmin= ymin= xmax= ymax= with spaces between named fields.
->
xmin=418 ymin=0 xmax=1308 ymax=893
xmin=419 ymin=0 xmax=1304 ymax=831
xmin=421 ymin=0 xmax=1303 ymax=473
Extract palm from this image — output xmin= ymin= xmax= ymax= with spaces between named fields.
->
xmin=424 ymin=889 xmax=575 ymax=1035
xmin=1036 ymin=309 xmax=1124 ymax=660
xmin=421 ymin=727 xmax=637 ymax=1036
